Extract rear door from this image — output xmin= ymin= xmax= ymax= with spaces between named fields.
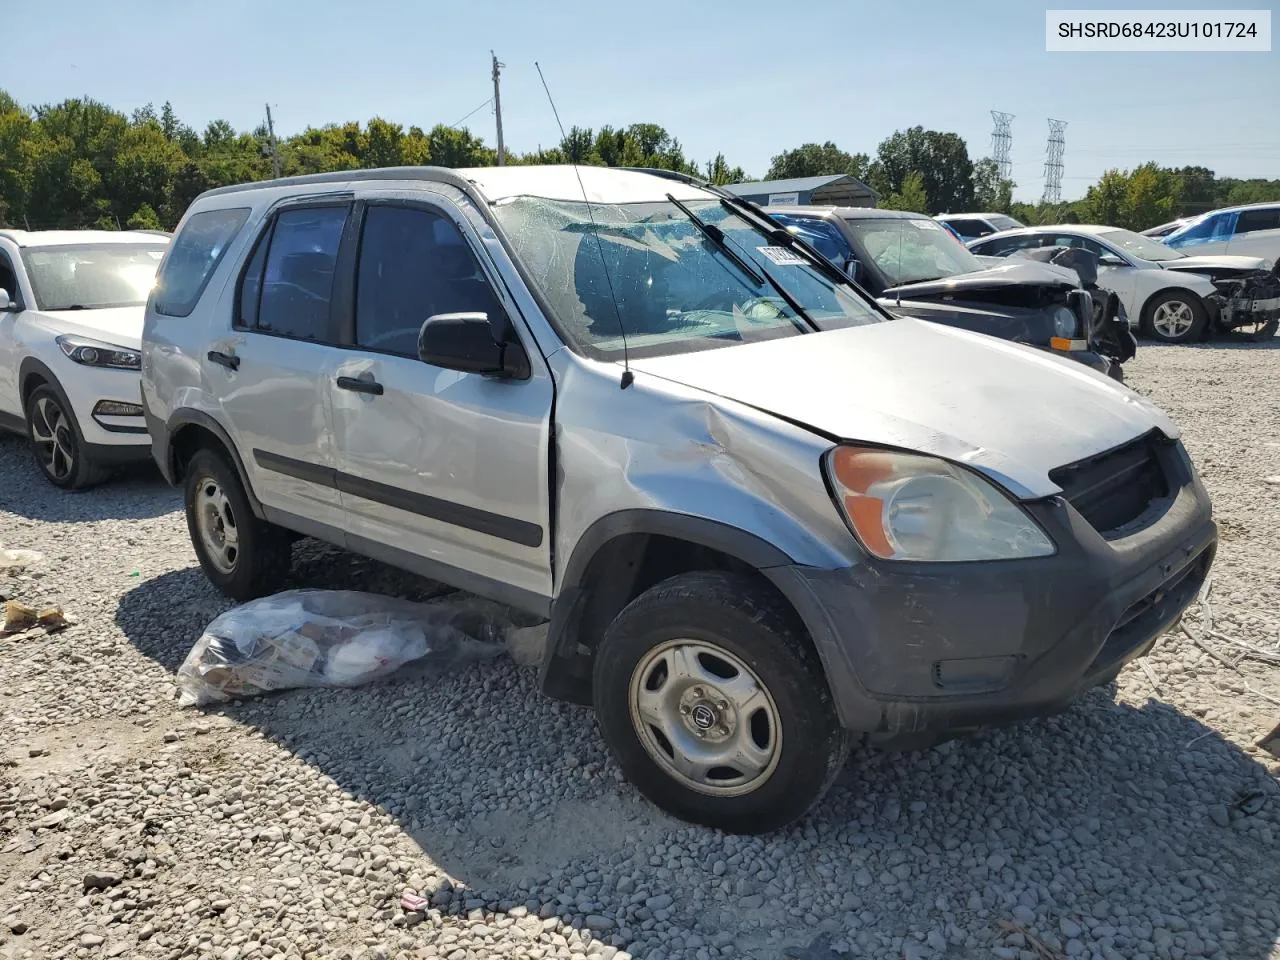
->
xmin=328 ymin=195 xmax=554 ymax=608
xmin=216 ymin=201 xmax=352 ymax=533
xmin=1225 ymin=206 xmax=1280 ymax=259
xmin=0 ymin=242 xmax=29 ymax=423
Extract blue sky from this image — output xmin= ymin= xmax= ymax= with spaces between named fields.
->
xmin=7 ymin=0 xmax=1278 ymax=201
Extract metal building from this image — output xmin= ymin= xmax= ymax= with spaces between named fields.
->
xmin=722 ymin=174 xmax=879 ymax=208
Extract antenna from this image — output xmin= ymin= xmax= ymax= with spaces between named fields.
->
xmin=1042 ymin=118 xmax=1067 ymax=205
xmin=264 ymin=103 xmax=282 ymax=179
xmin=534 ymin=61 xmax=633 ymax=389
xmin=990 ymin=110 xmax=1014 ymax=180
xmin=491 ymin=52 xmax=506 ymax=166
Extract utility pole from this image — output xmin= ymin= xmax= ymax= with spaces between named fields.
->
xmin=265 ymin=103 xmax=282 ymax=179
xmin=491 ymin=52 xmax=506 ymax=166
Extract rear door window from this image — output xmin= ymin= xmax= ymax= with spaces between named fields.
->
xmin=246 ymin=205 xmax=349 ymax=342
xmin=153 ymin=207 xmax=250 ymax=317
xmin=1235 ymin=207 xmax=1280 ymax=235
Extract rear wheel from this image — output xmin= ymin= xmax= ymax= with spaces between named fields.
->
xmin=25 ymin=384 xmax=109 ymax=490
xmin=592 ymin=571 xmax=851 ymax=834
xmin=184 ymin=447 xmax=293 ymax=600
xmin=1141 ymin=291 xmax=1207 ymax=343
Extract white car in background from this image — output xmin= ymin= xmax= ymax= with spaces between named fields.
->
xmin=933 ymin=212 xmax=1024 ymax=242
xmin=0 ymin=229 xmax=170 ymax=488
xmin=1162 ymin=201 xmax=1280 ymax=262
xmin=969 ymin=224 xmax=1279 ymax=343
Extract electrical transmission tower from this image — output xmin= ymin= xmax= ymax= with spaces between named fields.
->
xmin=1041 ymin=118 xmax=1067 ymax=205
xmin=989 ymin=111 xmax=1014 ymax=180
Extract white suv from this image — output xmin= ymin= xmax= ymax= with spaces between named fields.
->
xmin=0 ymin=229 xmax=170 ymax=488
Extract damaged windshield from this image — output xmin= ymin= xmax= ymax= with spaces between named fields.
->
xmin=843 ymin=217 xmax=985 ymax=286
xmin=1096 ymin=228 xmax=1184 ymax=262
xmin=491 ymin=196 xmax=883 ymax=359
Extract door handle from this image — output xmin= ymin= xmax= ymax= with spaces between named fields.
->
xmin=336 ymin=375 xmax=384 ymax=396
xmin=207 ymin=350 xmax=240 ymax=371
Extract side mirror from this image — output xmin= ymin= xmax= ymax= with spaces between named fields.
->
xmin=1098 ymin=255 xmax=1126 ymax=268
xmin=418 ymin=311 xmax=530 ymax=380
xmin=843 ymin=259 xmax=863 ymax=283
xmin=0 ymin=288 xmax=16 ymax=311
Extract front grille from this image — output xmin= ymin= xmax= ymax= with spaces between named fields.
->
xmin=1049 ymin=430 xmax=1170 ymax=537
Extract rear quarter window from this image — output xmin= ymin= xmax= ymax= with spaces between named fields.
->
xmin=153 ymin=207 xmax=251 ymax=317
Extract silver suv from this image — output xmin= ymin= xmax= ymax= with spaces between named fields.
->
xmin=141 ymin=166 xmax=1217 ymax=833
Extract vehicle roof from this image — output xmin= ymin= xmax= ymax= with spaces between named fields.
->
xmin=194 ymin=164 xmax=711 ymax=207
xmin=0 ymin=229 xmax=170 ymax=247
xmin=1209 ymin=200 xmax=1280 ymax=215
xmin=764 ymin=204 xmax=929 ymax=222
xmin=934 ymin=212 xmax=1014 ymax=222
xmin=977 ymin=224 xmax=1130 ymax=239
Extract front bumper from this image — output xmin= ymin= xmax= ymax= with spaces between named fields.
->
xmin=768 ymin=439 xmax=1215 ymax=739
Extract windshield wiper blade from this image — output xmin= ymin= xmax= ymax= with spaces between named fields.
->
xmin=715 ymin=196 xmax=851 ymax=287
xmin=665 ymin=193 xmax=764 ymax=287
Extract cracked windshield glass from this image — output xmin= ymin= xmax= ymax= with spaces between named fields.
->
xmin=845 ymin=217 xmax=985 ymax=286
xmin=493 ymin=197 xmax=884 ymax=359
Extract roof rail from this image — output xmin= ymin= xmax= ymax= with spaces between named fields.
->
xmin=196 ymin=165 xmax=478 ymax=201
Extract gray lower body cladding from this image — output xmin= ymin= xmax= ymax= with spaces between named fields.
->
xmin=773 ymin=439 xmax=1216 ymax=739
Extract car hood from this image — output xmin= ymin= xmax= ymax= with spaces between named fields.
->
xmin=629 ymin=318 xmax=1176 ymax=499
xmin=38 ymin=307 xmax=145 ymax=350
xmin=1161 ymin=254 xmax=1270 ymax=273
xmin=883 ymin=261 xmax=1079 ymax=300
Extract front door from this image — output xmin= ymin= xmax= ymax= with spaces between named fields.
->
xmin=328 ymin=198 xmax=554 ymax=609
xmin=216 ymin=202 xmax=351 ymax=532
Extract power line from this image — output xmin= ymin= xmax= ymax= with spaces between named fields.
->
xmin=1041 ymin=118 xmax=1067 ymax=205
xmin=448 ymin=98 xmax=492 ymax=130
xmin=990 ymin=110 xmax=1014 ymax=180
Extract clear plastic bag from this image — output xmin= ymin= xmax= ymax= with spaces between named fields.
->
xmin=176 ymin=589 xmax=511 ymax=707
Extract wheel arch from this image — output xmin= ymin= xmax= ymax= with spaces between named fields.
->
xmin=18 ymin=356 xmax=68 ymax=412
xmin=165 ymin=409 xmax=265 ymax=519
xmin=540 ymin=509 xmax=839 ymax=709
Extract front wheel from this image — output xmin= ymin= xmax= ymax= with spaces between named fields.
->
xmin=25 ymin=384 xmax=109 ymax=490
xmin=184 ymin=447 xmax=293 ymax=600
xmin=592 ymin=571 xmax=851 ymax=834
xmin=1141 ymin=291 xmax=1207 ymax=343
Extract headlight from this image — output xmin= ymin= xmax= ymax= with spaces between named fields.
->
xmin=823 ymin=446 xmax=1056 ymax=562
xmin=55 ymin=335 xmax=141 ymax=370
xmin=1052 ymin=305 xmax=1078 ymax=339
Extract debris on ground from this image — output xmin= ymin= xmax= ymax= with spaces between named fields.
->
xmin=175 ymin=589 xmax=511 ymax=706
xmin=2 ymin=599 xmax=72 ymax=636
xmin=1259 ymin=719 xmax=1280 ymax=760
xmin=0 ymin=545 xmax=43 ymax=571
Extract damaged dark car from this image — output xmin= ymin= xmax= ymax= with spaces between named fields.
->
xmin=766 ymin=206 xmax=1136 ymax=379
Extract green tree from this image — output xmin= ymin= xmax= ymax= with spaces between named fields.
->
xmin=705 ymin=153 xmax=747 ymax=185
xmin=971 ymin=158 xmax=1014 ymax=213
xmin=880 ymin=171 xmax=928 ymax=213
xmin=870 ymin=126 xmax=974 ymax=215
xmin=1079 ymin=170 xmax=1128 ymax=226
xmin=127 ymin=203 xmax=163 ymax=230
xmin=765 ymin=141 xmax=869 ymax=181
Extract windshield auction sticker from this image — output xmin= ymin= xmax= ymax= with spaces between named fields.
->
xmin=757 ymin=246 xmax=808 ymax=266
xmin=1046 ymin=9 xmax=1270 ymax=51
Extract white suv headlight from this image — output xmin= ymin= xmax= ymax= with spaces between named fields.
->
xmin=55 ymin=334 xmax=141 ymax=370
xmin=824 ymin=446 xmax=1056 ymax=562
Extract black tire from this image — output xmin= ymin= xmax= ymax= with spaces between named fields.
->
xmin=184 ymin=447 xmax=293 ymax=600
xmin=592 ymin=571 xmax=851 ymax=834
xmin=1140 ymin=290 xmax=1207 ymax=343
xmin=25 ymin=384 xmax=110 ymax=490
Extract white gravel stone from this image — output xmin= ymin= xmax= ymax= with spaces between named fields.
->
xmin=1 ymin=343 xmax=1279 ymax=960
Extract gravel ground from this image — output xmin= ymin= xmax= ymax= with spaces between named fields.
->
xmin=2 ymin=341 xmax=1279 ymax=960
